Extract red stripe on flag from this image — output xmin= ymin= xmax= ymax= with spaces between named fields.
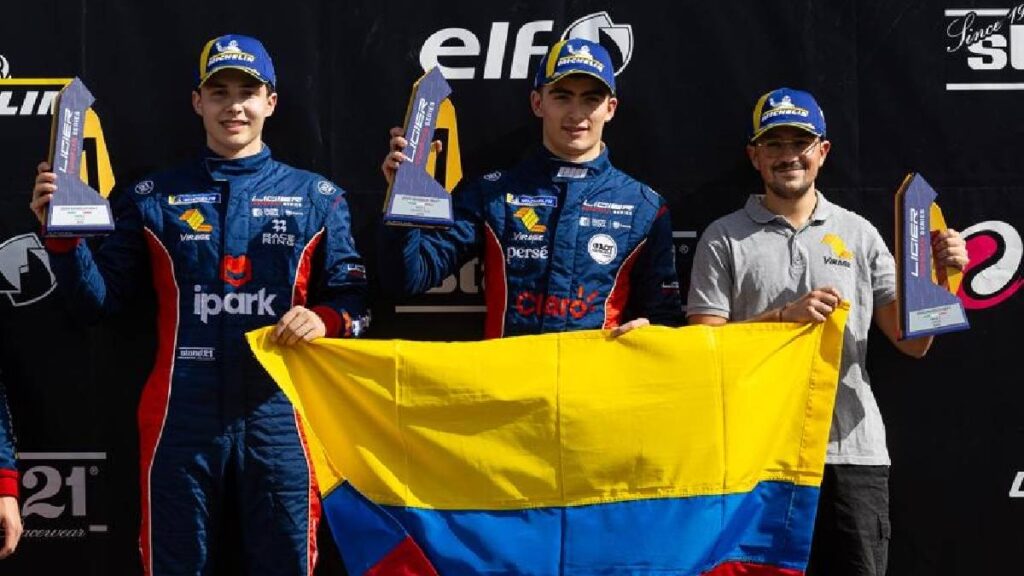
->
xmin=703 ymin=561 xmax=804 ymax=576
xmin=365 ymin=536 xmax=439 ymax=576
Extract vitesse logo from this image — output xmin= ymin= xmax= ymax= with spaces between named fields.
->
xmin=514 ymin=207 xmax=547 ymax=233
xmin=180 ymin=209 xmax=213 ymax=233
xmin=821 ymin=233 xmax=853 ymax=268
xmin=0 ymin=77 xmax=115 ymax=197
xmin=179 ymin=209 xmax=213 ymax=241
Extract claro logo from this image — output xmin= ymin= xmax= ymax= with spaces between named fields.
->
xmin=420 ymin=11 xmax=634 ymax=80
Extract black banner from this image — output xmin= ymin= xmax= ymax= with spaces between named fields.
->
xmin=1 ymin=1 xmax=1021 ymax=574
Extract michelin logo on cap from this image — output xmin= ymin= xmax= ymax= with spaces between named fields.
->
xmin=197 ymin=34 xmax=276 ymax=88
xmin=534 ymin=38 xmax=617 ymax=95
xmin=750 ymin=87 xmax=826 ymax=141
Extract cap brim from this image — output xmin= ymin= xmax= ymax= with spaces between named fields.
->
xmin=750 ymin=122 xmax=823 ymax=142
xmin=538 ymin=70 xmax=615 ymax=95
xmin=198 ymin=65 xmax=271 ymax=88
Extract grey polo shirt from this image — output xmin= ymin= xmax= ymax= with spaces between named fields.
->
xmin=687 ymin=192 xmax=896 ymax=465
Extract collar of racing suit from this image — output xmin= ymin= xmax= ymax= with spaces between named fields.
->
xmin=531 ymin=145 xmax=612 ymax=183
xmin=200 ymin=144 xmax=272 ymax=182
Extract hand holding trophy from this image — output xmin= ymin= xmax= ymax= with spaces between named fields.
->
xmin=382 ymin=67 xmax=454 ymax=228
xmin=894 ymin=173 xmax=970 ymax=339
xmin=40 ymin=78 xmax=114 ymax=237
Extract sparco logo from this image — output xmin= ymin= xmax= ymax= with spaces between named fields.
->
xmin=0 ymin=233 xmax=57 ymax=307
xmin=420 ymin=11 xmax=633 ymax=80
xmin=19 ymin=452 xmax=108 ymax=540
xmin=946 ymin=5 xmax=1024 ymax=90
xmin=193 ymin=285 xmax=277 ymax=324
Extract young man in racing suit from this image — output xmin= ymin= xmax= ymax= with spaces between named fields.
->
xmin=0 ymin=374 xmax=22 ymax=560
xmin=30 ymin=34 xmax=368 ymax=575
xmin=381 ymin=39 xmax=683 ymax=336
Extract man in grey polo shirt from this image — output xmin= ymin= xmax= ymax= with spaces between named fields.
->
xmin=686 ymin=87 xmax=968 ymax=576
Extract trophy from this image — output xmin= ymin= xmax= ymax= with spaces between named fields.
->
xmin=383 ymin=67 xmax=454 ymax=228
xmin=45 ymin=77 xmax=114 ymax=237
xmin=894 ymin=173 xmax=969 ymax=339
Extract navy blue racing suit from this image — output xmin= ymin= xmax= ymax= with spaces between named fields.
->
xmin=45 ymin=146 xmax=368 ymax=575
xmin=0 ymin=374 xmax=15 ymax=501
xmin=380 ymin=147 xmax=683 ymax=337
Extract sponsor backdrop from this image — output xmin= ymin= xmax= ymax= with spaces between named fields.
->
xmin=0 ymin=1 xmax=1021 ymax=574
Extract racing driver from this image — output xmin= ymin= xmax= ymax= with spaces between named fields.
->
xmin=380 ymin=38 xmax=683 ymax=337
xmin=30 ymin=34 xmax=367 ymax=575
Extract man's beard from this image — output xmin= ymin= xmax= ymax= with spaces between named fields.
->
xmin=766 ymin=161 xmax=813 ymax=199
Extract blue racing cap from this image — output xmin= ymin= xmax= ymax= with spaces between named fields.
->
xmin=750 ymin=87 xmax=826 ymax=142
xmin=534 ymin=38 xmax=616 ymax=95
xmin=197 ymin=34 xmax=276 ymax=89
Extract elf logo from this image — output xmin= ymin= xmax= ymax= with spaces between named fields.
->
xmin=220 ymin=254 xmax=252 ymax=288
xmin=420 ymin=11 xmax=633 ymax=80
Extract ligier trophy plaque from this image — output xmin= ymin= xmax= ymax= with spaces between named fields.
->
xmin=383 ymin=67 xmax=453 ymax=228
xmin=894 ymin=172 xmax=970 ymax=339
xmin=45 ymin=77 xmax=114 ymax=237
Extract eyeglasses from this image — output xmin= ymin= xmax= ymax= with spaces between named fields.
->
xmin=753 ymin=138 xmax=821 ymax=158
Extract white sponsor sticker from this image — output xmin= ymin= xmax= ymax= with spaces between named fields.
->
xmin=588 ymin=233 xmax=617 ymax=264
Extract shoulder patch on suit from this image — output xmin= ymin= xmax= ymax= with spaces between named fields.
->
xmin=317 ymin=180 xmax=336 ymax=195
xmin=483 ymin=171 xmax=502 ymax=181
xmin=135 ymin=180 xmax=154 ymax=195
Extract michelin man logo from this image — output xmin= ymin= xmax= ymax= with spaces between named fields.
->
xmin=0 ymin=234 xmax=57 ymax=307
xmin=769 ymin=95 xmax=794 ymax=109
xmin=216 ymin=39 xmax=241 ymax=53
xmin=562 ymin=11 xmax=634 ymax=75
xmin=0 ymin=54 xmax=9 ymax=79
xmin=567 ymin=44 xmax=593 ymax=60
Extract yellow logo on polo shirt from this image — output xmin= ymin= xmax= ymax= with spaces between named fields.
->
xmin=821 ymin=233 xmax=853 ymax=263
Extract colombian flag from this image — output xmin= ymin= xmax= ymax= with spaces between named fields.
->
xmin=247 ymin=305 xmax=847 ymax=576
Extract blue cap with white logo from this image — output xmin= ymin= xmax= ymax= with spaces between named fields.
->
xmin=750 ymin=87 xmax=826 ymax=142
xmin=197 ymin=34 xmax=276 ymax=89
xmin=534 ymin=38 xmax=616 ymax=95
